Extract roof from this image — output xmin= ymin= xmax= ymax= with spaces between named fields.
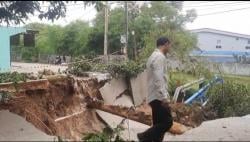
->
xmin=190 ymin=28 xmax=250 ymax=39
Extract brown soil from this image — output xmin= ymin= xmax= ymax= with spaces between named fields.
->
xmin=0 ymin=74 xmax=215 ymax=140
xmin=0 ymin=75 xmax=106 ymax=140
xmin=87 ymin=98 xmax=216 ymax=128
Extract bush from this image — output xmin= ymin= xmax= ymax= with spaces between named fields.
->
xmin=0 ymin=72 xmax=28 ymax=83
xmin=106 ymin=61 xmax=145 ymax=78
xmin=207 ymin=80 xmax=250 ymax=118
xmin=82 ymin=126 xmax=124 ymax=142
xmin=68 ymin=57 xmax=146 ymax=78
xmin=67 ymin=56 xmax=93 ymax=76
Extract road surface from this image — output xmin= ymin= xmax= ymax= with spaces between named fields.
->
xmin=0 ymin=110 xmax=57 ymax=141
xmin=11 ymin=62 xmax=68 ymax=74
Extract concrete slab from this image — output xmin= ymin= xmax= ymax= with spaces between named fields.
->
xmin=11 ymin=62 xmax=67 ymax=74
xmin=85 ymin=72 xmax=111 ymax=83
xmin=99 ymin=77 xmax=128 ymax=105
xmin=166 ymin=116 xmax=250 ymax=141
xmin=113 ymin=94 xmax=134 ymax=107
xmin=96 ymin=110 xmax=149 ymax=141
xmin=0 ymin=110 xmax=57 ymax=141
xmin=130 ymin=70 xmax=148 ymax=106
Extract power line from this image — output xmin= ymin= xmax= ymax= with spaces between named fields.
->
xmin=198 ymin=6 xmax=250 ymax=16
xmin=186 ymin=2 xmax=250 ymax=11
xmin=185 ymin=1 xmax=245 ymax=8
xmin=184 ymin=1 xmax=215 ymax=7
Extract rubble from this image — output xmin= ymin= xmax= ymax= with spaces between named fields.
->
xmin=99 ymin=77 xmax=128 ymax=105
xmin=96 ymin=110 xmax=149 ymax=141
xmin=0 ymin=75 xmax=106 ymax=140
xmin=0 ymin=72 xmax=214 ymax=141
xmin=130 ymin=70 xmax=148 ymax=106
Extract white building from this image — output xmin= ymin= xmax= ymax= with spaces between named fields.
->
xmin=191 ymin=28 xmax=250 ymax=53
xmin=190 ymin=28 xmax=250 ymax=63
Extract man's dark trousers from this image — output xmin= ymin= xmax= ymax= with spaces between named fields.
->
xmin=139 ymin=99 xmax=173 ymax=141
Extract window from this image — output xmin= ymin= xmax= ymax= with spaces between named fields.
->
xmin=246 ymin=46 xmax=250 ymax=49
xmin=216 ymin=45 xmax=222 ymax=49
xmin=248 ymin=40 xmax=250 ymax=44
xmin=217 ymin=40 xmax=221 ymax=44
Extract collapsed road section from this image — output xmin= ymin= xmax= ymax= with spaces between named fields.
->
xmin=0 ymin=72 xmax=214 ymax=141
xmin=0 ymin=74 xmax=107 ymax=140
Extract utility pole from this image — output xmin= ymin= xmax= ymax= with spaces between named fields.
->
xmin=104 ymin=1 xmax=108 ymax=56
xmin=124 ymin=1 xmax=128 ymax=58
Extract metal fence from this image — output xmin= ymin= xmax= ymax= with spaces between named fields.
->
xmin=11 ymin=52 xmax=71 ymax=64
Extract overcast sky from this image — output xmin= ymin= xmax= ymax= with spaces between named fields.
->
xmin=15 ymin=1 xmax=250 ymax=35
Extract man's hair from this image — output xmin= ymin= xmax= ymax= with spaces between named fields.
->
xmin=156 ymin=37 xmax=170 ymax=47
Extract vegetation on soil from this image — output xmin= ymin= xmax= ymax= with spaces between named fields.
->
xmin=0 ymin=72 xmax=28 ymax=83
xmin=83 ymin=126 xmax=125 ymax=142
xmin=207 ymin=80 xmax=250 ymax=118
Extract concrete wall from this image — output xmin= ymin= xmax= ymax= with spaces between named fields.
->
xmin=196 ymin=32 xmax=250 ymax=52
xmin=210 ymin=62 xmax=250 ymax=76
xmin=166 ymin=57 xmax=250 ymax=76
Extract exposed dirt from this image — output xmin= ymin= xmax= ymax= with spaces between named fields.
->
xmin=87 ymin=98 xmax=216 ymax=128
xmin=0 ymin=74 xmax=215 ymax=140
xmin=0 ymin=75 xmax=106 ymax=140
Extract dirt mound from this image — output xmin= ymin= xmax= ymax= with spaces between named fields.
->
xmin=0 ymin=75 xmax=106 ymax=140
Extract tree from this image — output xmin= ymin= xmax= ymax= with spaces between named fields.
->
xmin=57 ymin=20 xmax=91 ymax=56
xmin=87 ymin=1 xmax=142 ymax=56
xmin=0 ymin=1 xmax=104 ymax=25
xmin=137 ymin=1 xmax=197 ymax=61
xmin=87 ymin=8 xmax=125 ymax=55
xmin=25 ymin=23 xmax=63 ymax=55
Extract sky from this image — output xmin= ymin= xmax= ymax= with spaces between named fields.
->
xmin=13 ymin=1 xmax=250 ymax=35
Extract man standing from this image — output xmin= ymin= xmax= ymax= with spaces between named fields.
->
xmin=137 ymin=37 xmax=173 ymax=141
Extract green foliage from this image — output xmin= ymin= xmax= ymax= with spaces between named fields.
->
xmin=20 ymin=47 xmax=39 ymax=62
xmin=88 ymin=8 xmax=125 ymax=54
xmin=0 ymin=92 xmax=12 ymax=103
xmin=0 ymin=1 xmax=105 ymax=25
xmin=25 ymin=20 xmax=92 ymax=58
xmin=186 ymin=61 xmax=213 ymax=79
xmin=168 ymin=71 xmax=200 ymax=97
xmin=14 ymin=1 xmax=197 ymax=84
xmin=68 ymin=57 xmax=93 ymax=76
xmin=0 ymin=1 xmax=68 ymax=25
xmin=57 ymin=20 xmax=92 ymax=56
xmin=207 ymin=80 xmax=250 ymax=118
xmin=0 ymin=72 xmax=28 ymax=83
xmin=106 ymin=60 xmax=146 ymax=78
xmin=68 ymin=57 xmax=145 ymax=78
xmin=82 ymin=126 xmax=125 ymax=142
xmin=137 ymin=1 xmax=197 ymax=61
xmin=0 ymin=72 xmax=30 ymax=92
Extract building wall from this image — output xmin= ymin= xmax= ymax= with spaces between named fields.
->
xmin=0 ymin=27 xmax=26 ymax=72
xmin=0 ymin=35 xmax=10 ymax=72
xmin=196 ymin=32 xmax=250 ymax=52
